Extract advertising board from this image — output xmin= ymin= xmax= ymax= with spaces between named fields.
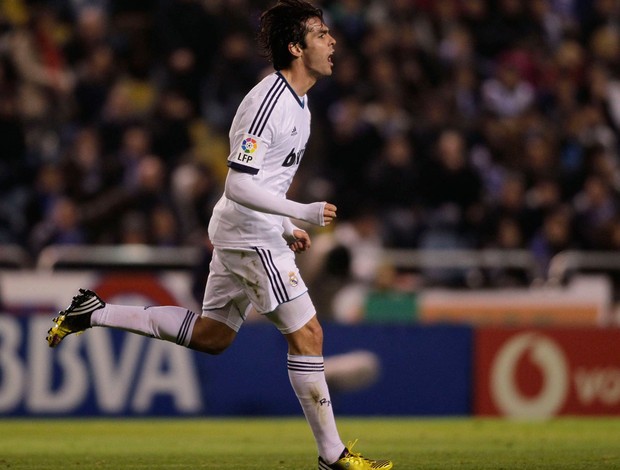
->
xmin=475 ymin=328 xmax=620 ymax=417
xmin=419 ymin=276 xmax=611 ymax=326
xmin=0 ymin=271 xmax=473 ymax=417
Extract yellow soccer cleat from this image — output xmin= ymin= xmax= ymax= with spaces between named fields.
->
xmin=318 ymin=440 xmax=393 ymax=469
xmin=46 ymin=288 xmax=105 ymax=347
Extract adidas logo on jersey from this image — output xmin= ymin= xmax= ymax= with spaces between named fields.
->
xmin=291 ymin=126 xmax=297 ymax=136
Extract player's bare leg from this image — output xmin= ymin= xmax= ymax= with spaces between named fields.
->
xmin=284 ymin=315 xmax=393 ymax=469
xmin=47 ymin=288 xmax=236 ymax=354
xmin=188 ymin=316 xmax=237 ymax=354
xmin=46 ymin=289 xmax=392 ymax=469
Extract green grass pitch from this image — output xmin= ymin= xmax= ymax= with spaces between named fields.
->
xmin=0 ymin=417 xmax=619 ymax=469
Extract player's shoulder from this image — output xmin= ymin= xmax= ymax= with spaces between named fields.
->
xmin=244 ymin=72 xmax=285 ymax=106
xmin=235 ymin=72 xmax=293 ymax=136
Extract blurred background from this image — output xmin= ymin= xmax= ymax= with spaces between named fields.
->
xmin=1 ymin=0 xmax=620 ymax=420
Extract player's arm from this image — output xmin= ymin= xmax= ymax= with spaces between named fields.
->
xmin=225 ymin=168 xmax=337 ymax=226
xmin=282 ymin=216 xmax=299 ymax=240
xmin=283 ymin=217 xmax=311 ymax=253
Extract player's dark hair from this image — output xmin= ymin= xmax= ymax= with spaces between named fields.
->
xmin=258 ymin=0 xmax=324 ymax=70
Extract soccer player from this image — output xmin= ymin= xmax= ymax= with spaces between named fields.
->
xmin=46 ymin=1 xmax=393 ymax=469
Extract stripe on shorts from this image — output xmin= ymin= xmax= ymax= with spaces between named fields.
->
xmin=254 ymin=247 xmax=289 ymax=305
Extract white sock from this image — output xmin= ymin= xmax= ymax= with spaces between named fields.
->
xmin=91 ymin=304 xmax=198 ymax=347
xmin=287 ymin=354 xmax=344 ymax=463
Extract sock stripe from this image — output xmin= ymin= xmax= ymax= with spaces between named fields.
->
xmin=176 ymin=310 xmax=196 ymax=345
xmin=287 ymin=359 xmax=325 ymax=373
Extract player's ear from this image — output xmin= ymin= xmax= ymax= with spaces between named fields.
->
xmin=288 ymin=42 xmax=303 ymax=58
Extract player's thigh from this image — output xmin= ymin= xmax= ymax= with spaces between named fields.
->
xmin=265 ymin=291 xmax=317 ymax=334
xmin=202 ymin=249 xmax=252 ymax=333
xmin=219 ymin=246 xmax=309 ymax=314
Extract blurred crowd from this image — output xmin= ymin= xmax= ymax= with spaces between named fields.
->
xmin=1 ymin=0 xmax=620 ymax=295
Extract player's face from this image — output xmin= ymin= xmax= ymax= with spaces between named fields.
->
xmin=300 ymin=17 xmax=336 ymax=79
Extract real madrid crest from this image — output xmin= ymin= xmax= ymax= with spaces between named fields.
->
xmin=288 ymin=271 xmax=299 ymax=287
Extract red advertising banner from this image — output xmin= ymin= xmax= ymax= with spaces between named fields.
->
xmin=475 ymin=328 xmax=620 ymax=417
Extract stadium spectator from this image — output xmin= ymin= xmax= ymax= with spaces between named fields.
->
xmin=24 ymin=163 xmax=67 ymax=248
xmin=0 ymin=73 xmax=29 ymax=243
xmin=419 ymin=128 xmax=484 ymax=238
xmin=170 ymin=160 xmax=221 ymax=244
xmin=29 ymin=196 xmax=86 ymax=253
xmin=72 ymin=43 xmax=118 ymax=125
xmin=0 ymin=0 xmax=620 ymax=302
xmin=304 ymin=206 xmax=384 ymax=323
xmin=481 ymin=58 xmax=535 ymax=119
xmin=60 ymin=126 xmax=119 ymax=201
xmin=480 ymin=172 xmax=536 ymax=247
xmin=573 ymin=174 xmax=618 ymax=248
xmin=8 ymin=4 xmax=75 ymax=126
xmin=63 ymin=5 xmax=111 ymax=69
xmin=366 ymin=132 xmax=419 ymax=247
xmin=529 ymin=204 xmax=577 ymax=278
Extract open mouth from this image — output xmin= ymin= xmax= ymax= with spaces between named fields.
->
xmin=328 ymin=54 xmax=334 ymax=66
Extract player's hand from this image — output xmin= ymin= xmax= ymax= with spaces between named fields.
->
xmin=323 ymin=203 xmax=337 ymax=225
xmin=289 ymin=229 xmax=311 ymax=253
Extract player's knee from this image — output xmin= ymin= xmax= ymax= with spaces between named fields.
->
xmin=304 ymin=319 xmax=323 ymax=346
xmin=286 ymin=317 xmax=324 ymax=356
xmin=204 ymin=338 xmax=232 ymax=355
xmin=190 ymin=318 xmax=236 ymax=355
xmin=193 ymin=333 xmax=234 ymax=355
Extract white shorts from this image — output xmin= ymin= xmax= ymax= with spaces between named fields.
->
xmin=201 ymin=246 xmax=316 ymax=333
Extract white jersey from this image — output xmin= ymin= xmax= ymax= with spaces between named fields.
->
xmin=208 ymin=72 xmax=311 ymax=248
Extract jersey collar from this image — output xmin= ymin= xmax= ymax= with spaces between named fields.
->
xmin=276 ymin=71 xmax=305 ymax=108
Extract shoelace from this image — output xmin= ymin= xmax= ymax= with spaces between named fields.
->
xmin=71 ymin=290 xmax=90 ymax=306
xmin=344 ymin=440 xmax=372 ymax=464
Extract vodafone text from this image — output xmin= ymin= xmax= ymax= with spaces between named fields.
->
xmin=487 ymin=331 xmax=620 ymax=417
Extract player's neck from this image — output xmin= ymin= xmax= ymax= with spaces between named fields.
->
xmin=278 ymin=67 xmax=316 ymax=97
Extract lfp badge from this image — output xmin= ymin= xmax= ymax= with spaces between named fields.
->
xmin=241 ymin=137 xmax=258 ymax=154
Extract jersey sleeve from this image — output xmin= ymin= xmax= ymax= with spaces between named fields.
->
xmin=228 ymin=74 xmax=288 ymax=175
xmin=227 ymin=131 xmax=269 ymax=175
xmin=227 ymin=76 xmax=285 ymax=174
